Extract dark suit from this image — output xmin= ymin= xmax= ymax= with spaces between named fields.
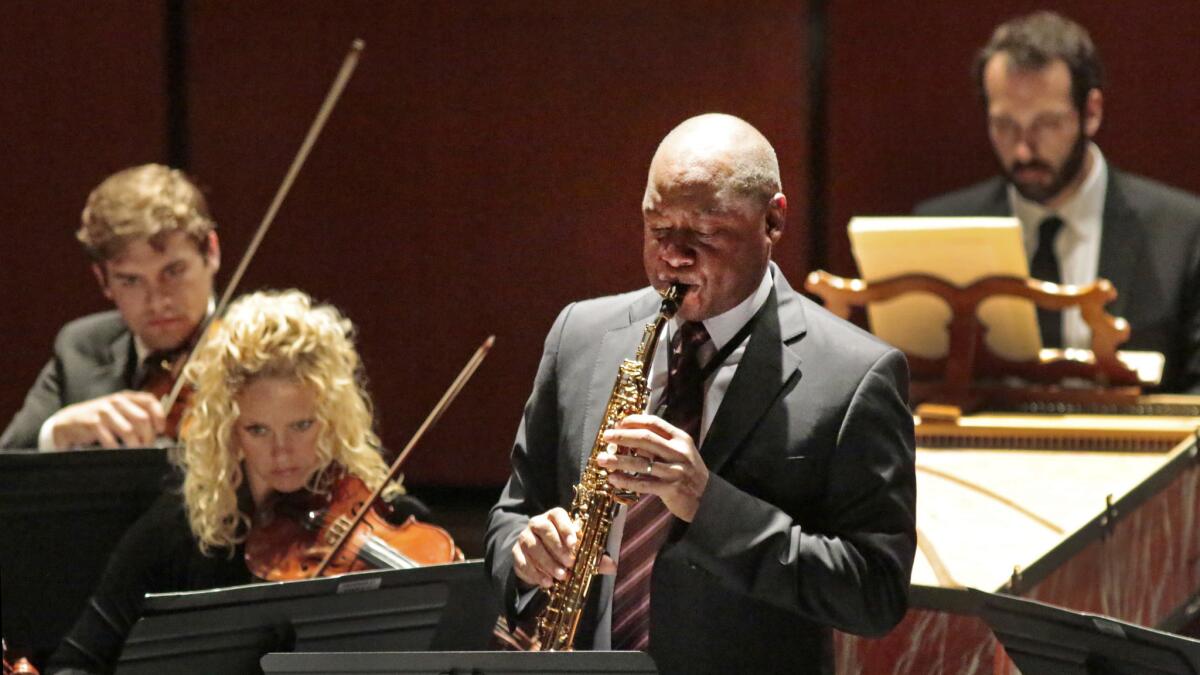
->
xmin=915 ymin=169 xmax=1200 ymax=393
xmin=485 ymin=268 xmax=917 ymax=674
xmin=1 ymin=311 xmax=137 ymax=449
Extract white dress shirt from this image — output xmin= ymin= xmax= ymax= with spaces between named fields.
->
xmin=647 ymin=265 xmax=774 ymax=445
xmin=1009 ymin=143 xmax=1108 ymax=349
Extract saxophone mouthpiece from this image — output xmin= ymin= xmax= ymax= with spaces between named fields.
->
xmin=661 ymin=281 xmax=688 ymax=301
xmin=659 ymin=282 xmax=687 ymax=315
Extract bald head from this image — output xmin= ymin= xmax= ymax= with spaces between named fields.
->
xmin=641 ymin=114 xmax=787 ymax=321
xmin=645 ymin=113 xmax=782 ymax=209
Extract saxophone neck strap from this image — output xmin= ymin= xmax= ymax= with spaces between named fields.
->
xmin=696 ymin=298 xmax=768 ymax=382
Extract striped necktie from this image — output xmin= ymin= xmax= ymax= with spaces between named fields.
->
xmin=610 ymin=320 xmax=710 ymax=651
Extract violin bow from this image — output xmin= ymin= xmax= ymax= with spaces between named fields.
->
xmin=160 ymin=39 xmax=366 ymax=417
xmin=313 ymin=335 xmax=496 ymax=576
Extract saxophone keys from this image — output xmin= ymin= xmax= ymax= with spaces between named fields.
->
xmin=613 ymin=490 xmax=638 ymax=505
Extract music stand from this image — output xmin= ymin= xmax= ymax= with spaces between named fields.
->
xmin=260 ymin=650 xmax=659 ymax=674
xmin=972 ymin=588 xmax=1200 ymax=674
xmin=0 ymin=448 xmax=171 ymax=664
xmin=116 ymin=561 xmax=498 ymax=675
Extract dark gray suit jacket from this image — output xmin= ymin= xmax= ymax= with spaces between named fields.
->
xmin=915 ymin=169 xmax=1200 ymax=393
xmin=485 ymin=268 xmax=917 ymax=674
xmin=1 ymin=311 xmax=137 ymax=449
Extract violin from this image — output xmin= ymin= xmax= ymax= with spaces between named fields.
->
xmin=181 ymin=39 xmax=491 ymax=583
xmin=141 ymin=360 xmax=189 ymax=439
xmin=140 ymin=331 xmax=208 ymax=440
xmin=1 ymin=640 xmax=38 ymax=675
xmin=1 ymin=658 xmax=36 ymax=675
xmin=244 ymin=472 xmax=462 ymax=581
xmin=243 ymin=335 xmax=494 ymax=581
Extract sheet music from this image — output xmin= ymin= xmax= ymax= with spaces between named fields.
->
xmin=848 ymin=216 xmax=1041 ymax=361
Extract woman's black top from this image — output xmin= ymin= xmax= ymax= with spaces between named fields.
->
xmin=45 ymin=491 xmax=251 ymax=674
xmin=45 ymin=486 xmax=433 ymax=674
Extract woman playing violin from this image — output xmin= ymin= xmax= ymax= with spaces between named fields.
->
xmin=181 ymin=288 xmax=408 ymax=558
xmin=46 ymin=289 xmax=428 ymax=674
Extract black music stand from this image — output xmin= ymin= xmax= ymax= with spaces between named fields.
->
xmin=260 ymin=650 xmax=659 ymax=674
xmin=0 ymin=448 xmax=172 ymax=665
xmin=972 ymin=588 xmax=1200 ymax=674
xmin=114 ymin=561 xmax=497 ymax=674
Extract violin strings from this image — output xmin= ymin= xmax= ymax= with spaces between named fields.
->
xmin=311 ymin=334 xmax=494 ymax=576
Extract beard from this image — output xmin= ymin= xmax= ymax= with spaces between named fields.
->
xmin=1006 ymin=131 xmax=1089 ymax=204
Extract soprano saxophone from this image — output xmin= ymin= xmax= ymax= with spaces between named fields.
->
xmin=531 ymin=283 xmax=682 ymax=651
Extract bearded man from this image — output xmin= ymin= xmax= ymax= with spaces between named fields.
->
xmin=916 ymin=11 xmax=1200 ymax=393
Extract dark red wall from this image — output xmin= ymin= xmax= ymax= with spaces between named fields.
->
xmin=0 ymin=2 xmax=166 ymax=436
xmin=824 ymin=2 xmax=1200 ymax=276
xmin=7 ymin=3 xmax=1198 ymax=487
xmin=0 ymin=2 xmax=167 ymax=299
xmin=1 ymin=2 xmax=810 ymax=486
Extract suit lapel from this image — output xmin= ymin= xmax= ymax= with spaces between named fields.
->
xmin=95 ymin=327 xmax=137 ymax=396
xmin=1096 ymin=170 xmax=1141 ymax=318
xmin=73 ymin=326 xmax=137 ymax=403
xmin=578 ymin=291 xmax=660 ymax=478
xmin=700 ymin=272 xmax=806 ymax=475
xmin=114 ymin=330 xmax=138 ymax=389
xmin=981 ymin=179 xmax=1011 ymax=217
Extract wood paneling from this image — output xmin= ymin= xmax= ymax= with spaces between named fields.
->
xmin=184 ymin=1 xmax=811 ymax=486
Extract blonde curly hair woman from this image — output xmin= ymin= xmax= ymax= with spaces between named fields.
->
xmin=48 ymin=289 xmax=425 ymax=674
xmin=180 ymin=288 xmax=401 ymax=554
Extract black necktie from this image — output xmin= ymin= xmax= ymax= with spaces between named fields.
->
xmin=1030 ymin=216 xmax=1064 ymax=348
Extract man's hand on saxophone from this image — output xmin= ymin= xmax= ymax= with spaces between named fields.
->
xmin=598 ymin=414 xmax=711 ymax=523
xmin=511 ymin=508 xmax=617 ymax=590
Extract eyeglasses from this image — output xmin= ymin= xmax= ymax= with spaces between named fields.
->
xmin=988 ymin=111 xmax=1077 ymax=147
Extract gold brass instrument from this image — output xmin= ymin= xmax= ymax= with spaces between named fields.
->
xmin=531 ymin=283 xmax=682 ymax=651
